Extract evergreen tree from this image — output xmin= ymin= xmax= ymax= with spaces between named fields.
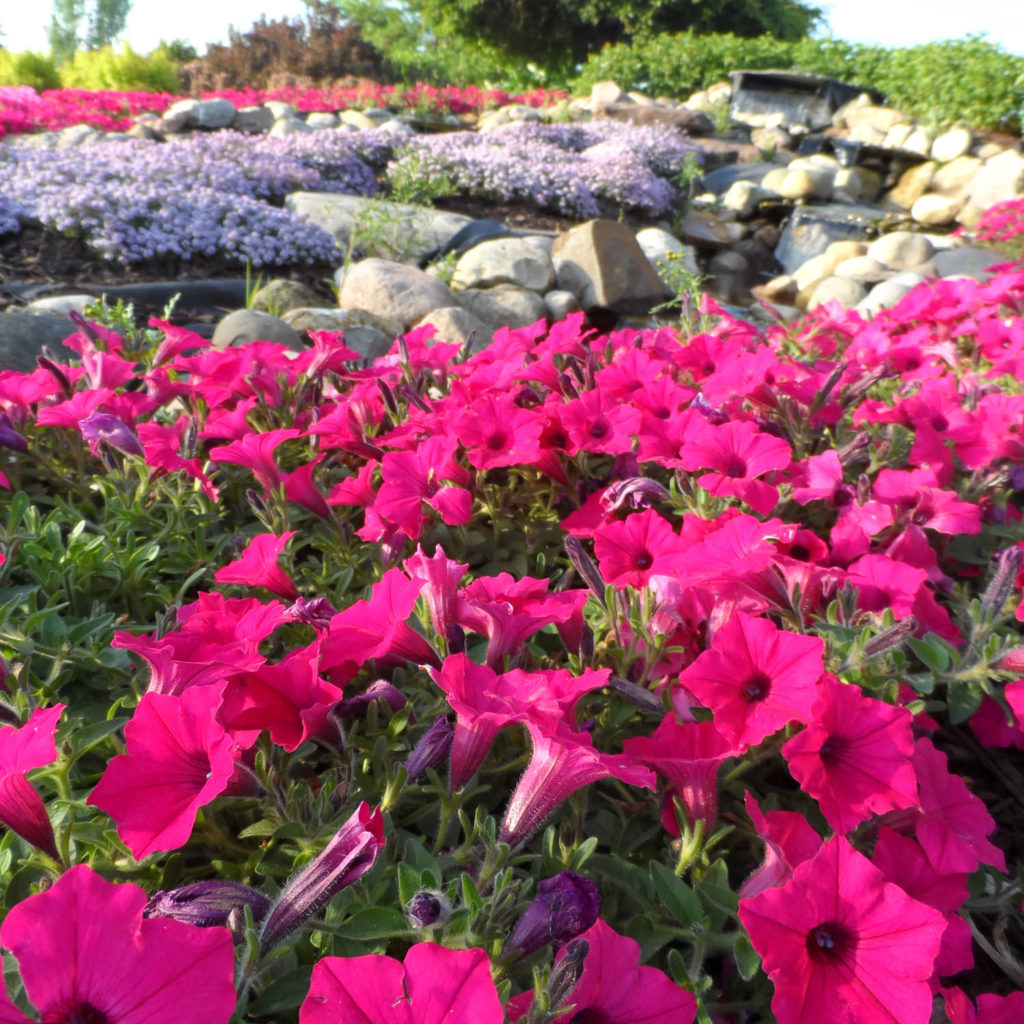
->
xmin=48 ymin=0 xmax=131 ymax=64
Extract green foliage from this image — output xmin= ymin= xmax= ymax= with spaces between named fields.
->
xmin=58 ymin=43 xmax=179 ymax=92
xmin=47 ymin=0 xmax=131 ymax=65
xmin=332 ymin=0 xmax=821 ymax=84
xmin=573 ymin=31 xmax=1024 ymax=132
xmin=386 ymin=149 xmax=457 ymax=206
xmin=0 ymin=50 xmax=61 ymax=91
xmin=85 ymin=0 xmax=130 ymax=51
xmin=48 ymin=0 xmax=84 ymax=66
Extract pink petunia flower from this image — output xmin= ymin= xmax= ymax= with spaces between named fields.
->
xmin=0 ymin=704 xmax=65 ymax=860
xmin=300 ymin=942 xmax=503 ymax=1024
xmin=677 ymin=613 xmax=823 ymax=750
xmin=593 ymin=509 xmax=688 ymax=589
xmin=739 ymin=836 xmax=946 ymax=1024
xmin=0 ymin=864 xmax=236 ymax=1024
xmin=214 ymin=531 xmax=299 ymax=600
xmin=507 ymin=919 xmax=696 ymax=1024
xmin=781 ymin=675 xmax=917 ymax=834
xmin=88 ymin=682 xmax=249 ymax=859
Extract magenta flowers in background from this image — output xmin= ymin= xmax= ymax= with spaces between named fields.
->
xmin=0 ymin=864 xmax=236 ymax=1024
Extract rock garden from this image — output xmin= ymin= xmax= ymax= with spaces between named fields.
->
xmin=1 ymin=20 xmax=1024 ymax=1024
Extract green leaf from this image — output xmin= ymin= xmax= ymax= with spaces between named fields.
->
xmin=906 ymin=635 xmax=951 ymax=673
xmin=650 ymin=860 xmax=702 ymax=926
xmin=947 ymin=682 xmax=983 ymax=725
xmin=332 ymin=906 xmax=408 ymax=940
xmin=67 ymin=716 xmax=128 ymax=757
xmin=237 ymin=820 xmax=278 ymax=839
xmin=732 ymin=933 xmax=761 ymax=980
xmin=247 ymin=966 xmax=314 ymax=1016
xmin=461 ymin=872 xmax=484 ymax=915
xmin=397 ymin=862 xmax=421 ymax=907
xmin=666 ymin=947 xmax=692 ymax=986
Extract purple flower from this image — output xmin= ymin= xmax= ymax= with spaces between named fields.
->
xmin=508 ymin=870 xmax=601 ymax=957
xmin=145 ymin=880 xmax=270 ymax=934
xmin=79 ymin=411 xmax=144 ymax=456
xmin=405 ymin=716 xmax=454 ymax=784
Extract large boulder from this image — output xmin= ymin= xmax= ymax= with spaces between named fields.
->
xmin=454 ymin=284 xmax=548 ymax=330
xmin=285 ymin=193 xmax=473 ymax=265
xmin=450 ymin=238 xmax=555 ymax=293
xmin=211 ymin=310 xmax=304 ymax=351
xmin=774 ymin=204 xmax=883 ymax=274
xmin=337 ymin=259 xmax=456 ymax=331
xmin=551 ymin=220 xmax=667 ymax=317
xmin=413 ymin=306 xmax=494 ymax=353
xmin=281 ymin=307 xmax=402 ymax=359
xmin=958 ymin=149 xmax=1024 ymax=227
xmin=0 ymin=311 xmax=76 ymax=372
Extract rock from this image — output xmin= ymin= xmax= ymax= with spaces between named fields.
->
xmin=707 ymin=251 xmax=752 ymax=304
xmin=280 ymin=308 xmax=397 ymax=359
xmin=57 ymin=123 xmax=104 ymax=145
xmin=551 ymin=219 xmax=667 ymax=316
xmin=338 ymin=109 xmax=378 ymax=130
xmin=413 ymin=306 xmax=493 ymax=353
xmin=232 ymin=106 xmax=274 ymax=134
xmin=306 ymin=111 xmax=340 ymax=129
xmin=264 ymin=100 xmax=296 ymax=120
xmin=832 ymin=167 xmax=863 ymax=201
xmin=721 ymin=180 xmax=770 ymax=218
xmin=269 ymin=117 xmax=315 ymax=137
xmin=884 ymin=161 xmax=937 ymax=209
xmin=931 ymin=246 xmax=1006 ymax=279
xmin=626 ymin=91 xmax=658 ymax=106
xmin=165 ymin=97 xmax=236 ymax=130
xmin=931 ymin=127 xmax=974 ymax=163
xmin=678 ymin=209 xmax=731 ymax=249
xmin=733 ymin=237 xmax=778 ymax=276
xmin=211 ymin=309 xmax=304 ymax=351
xmin=454 ymin=284 xmax=547 ymax=329
xmin=543 ymin=290 xmax=581 ymax=321
xmin=635 ymin=228 xmax=699 ymax=292
xmin=973 ymin=142 xmax=1005 ymax=160
xmin=597 ymin=104 xmax=715 ymax=135
xmin=760 ymin=166 xmax=790 ymax=193
xmin=832 ymin=255 xmax=890 ymax=283
xmin=707 ymin=81 xmax=732 ymax=105
xmin=753 ymin=275 xmax=798 ymax=305
xmin=751 ymin=126 xmax=792 ymax=152
xmin=0 ymin=311 xmax=78 ymax=371
xmin=337 ymin=259 xmax=456 ymax=331
xmin=126 ymin=122 xmax=156 ymax=141
xmin=930 ymin=155 xmax=982 ymax=196
xmin=842 ymin=104 xmax=906 ymax=135
xmin=958 ymin=149 xmax=1024 ymax=226
xmin=25 ymin=294 xmax=99 ymax=315
xmin=450 ymin=237 xmax=555 ymax=293
xmin=478 ymin=104 xmax=544 ymax=132
xmin=590 ymin=80 xmax=630 ymax=107
xmin=701 ymin=162 xmax=776 ymax=195
xmin=793 ymin=240 xmax=868 ymax=292
xmin=903 ymin=128 xmax=935 ymax=157
xmin=774 ymin=204 xmax=883 ymax=274
xmin=867 ymin=231 xmax=935 ymax=270
xmin=882 ymin=123 xmax=914 ymax=150
xmin=911 ymin=193 xmax=964 ymax=226
xmin=250 ymin=279 xmax=326 ymax=315
xmin=807 ymin=276 xmax=868 ymax=309
xmin=777 ymin=166 xmax=834 ymax=201
xmin=857 ymin=273 xmax=926 ymax=316
xmin=285 ymin=193 xmax=473 ymax=265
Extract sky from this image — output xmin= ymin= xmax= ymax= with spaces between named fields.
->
xmin=2 ymin=0 xmax=1023 ymax=58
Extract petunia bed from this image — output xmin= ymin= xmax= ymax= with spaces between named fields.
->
xmin=0 ymin=261 xmax=1022 ymax=1022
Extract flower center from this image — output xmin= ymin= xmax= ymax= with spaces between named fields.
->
xmin=725 ymin=457 xmax=747 ymax=478
xmin=42 ymin=1003 xmax=110 ymax=1024
xmin=634 ymin=550 xmax=653 ymax=570
xmin=740 ymin=671 xmax=772 ymax=703
xmin=806 ymin=920 xmax=853 ymax=961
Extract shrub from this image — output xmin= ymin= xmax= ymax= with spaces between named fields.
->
xmin=183 ymin=0 xmax=395 ymax=92
xmin=0 ymin=50 xmax=62 ymax=91
xmin=572 ymin=31 xmax=1024 ymax=132
xmin=58 ymin=44 xmax=180 ymax=93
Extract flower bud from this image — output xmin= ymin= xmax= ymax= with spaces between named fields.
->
xmin=259 ymin=802 xmax=385 ymax=954
xmin=0 ymin=413 xmax=28 ymax=454
xmin=547 ymin=938 xmax=589 ymax=1012
xmin=406 ymin=888 xmax=452 ymax=930
xmin=335 ymin=679 xmax=407 ymax=719
xmin=508 ymin=871 xmax=601 ymax=958
xmin=286 ymin=596 xmax=337 ymax=630
xmin=145 ymin=881 xmax=270 ymax=935
xmin=982 ymin=546 xmax=1024 ymax=621
xmin=0 ymin=773 xmax=58 ymax=861
xmin=405 ymin=716 xmax=453 ymax=784
xmin=79 ymin=412 xmax=144 ymax=457
xmin=564 ymin=537 xmax=606 ymax=606
xmin=600 ymin=477 xmax=671 ymax=515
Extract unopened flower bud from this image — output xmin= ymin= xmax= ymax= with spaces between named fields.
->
xmin=982 ymin=546 xmax=1024 ymax=621
xmin=145 ymin=880 xmax=270 ymax=935
xmin=335 ymin=679 xmax=407 ymax=719
xmin=564 ymin=537 xmax=606 ymax=606
xmin=406 ymin=888 xmax=451 ymax=930
xmin=446 ymin=622 xmax=466 ymax=654
xmin=997 ymin=648 xmax=1024 ymax=673
xmin=0 ymin=414 xmax=28 ymax=454
xmin=508 ymin=871 xmax=601 ymax=958
xmin=600 ymin=477 xmax=671 ymax=514
xmin=0 ymin=773 xmax=58 ymax=860
xmin=286 ymin=596 xmax=337 ymax=630
xmin=863 ymin=617 xmax=916 ymax=657
xmin=405 ymin=716 xmax=453 ymax=784
xmin=79 ymin=412 xmax=144 ymax=457
xmin=260 ymin=802 xmax=385 ymax=953
xmin=547 ymin=938 xmax=589 ymax=1012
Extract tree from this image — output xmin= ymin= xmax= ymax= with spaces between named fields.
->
xmin=48 ymin=0 xmax=131 ymax=64
xmin=332 ymin=0 xmax=823 ymax=80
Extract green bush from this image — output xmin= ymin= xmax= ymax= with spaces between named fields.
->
xmin=572 ymin=31 xmax=1024 ymax=132
xmin=58 ymin=44 xmax=180 ymax=93
xmin=0 ymin=50 xmax=62 ymax=91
